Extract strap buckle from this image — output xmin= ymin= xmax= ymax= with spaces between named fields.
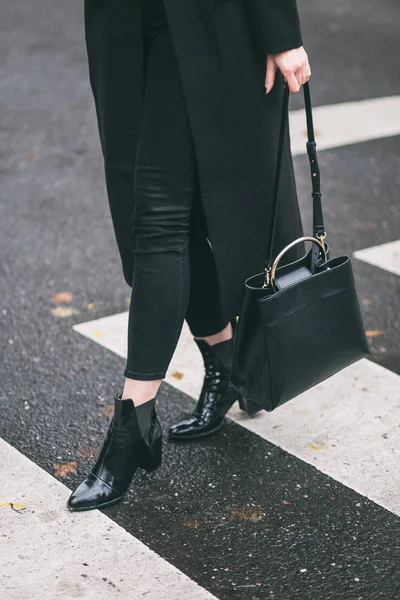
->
xmin=315 ymin=231 xmax=327 ymax=251
xmin=306 ymin=140 xmax=317 ymax=161
xmin=262 ymin=266 xmax=272 ymax=288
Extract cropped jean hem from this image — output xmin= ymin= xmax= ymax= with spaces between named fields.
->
xmin=123 ymin=368 xmax=166 ymax=381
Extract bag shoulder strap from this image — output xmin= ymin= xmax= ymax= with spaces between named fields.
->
xmin=265 ymin=81 xmax=326 ymax=270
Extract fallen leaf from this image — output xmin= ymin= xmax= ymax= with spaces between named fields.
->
xmin=282 ymin=500 xmax=291 ymax=505
xmin=51 ymin=291 xmax=73 ymax=304
xmin=93 ymin=331 xmax=102 ymax=337
xmin=360 ymin=298 xmax=373 ymax=305
xmin=184 ymin=520 xmax=200 ymax=528
xmin=103 ymin=404 xmax=114 ymax=417
xmin=87 ymin=303 xmax=95 ymax=309
xmin=310 ymin=441 xmax=328 ymax=451
xmin=365 ymin=330 xmax=385 ymax=337
xmin=0 ymin=502 xmax=27 ymax=512
xmin=53 ymin=461 xmax=77 ymax=477
xmin=231 ymin=506 xmax=263 ymax=521
xmin=10 ymin=503 xmax=26 ymax=513
xmin=51 ymin=306 xmax=79 ymax=318
xmin=172 ymin=371 xmax=184 ymax=380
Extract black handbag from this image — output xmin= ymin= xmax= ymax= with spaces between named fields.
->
xmin=231 ymin=81 xmax=369 ymax=412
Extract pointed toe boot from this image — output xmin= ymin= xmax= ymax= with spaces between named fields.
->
xmin=67 ymin=390 xmax=162 ymax=512
xmin=169 ymin=333 xmax=251 ymax=440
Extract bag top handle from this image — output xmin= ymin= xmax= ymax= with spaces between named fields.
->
xmin=264 ymin=81 xmax=326 ymax=272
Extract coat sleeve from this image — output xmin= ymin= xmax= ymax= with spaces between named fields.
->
xmin=245 ymin=0 xmax=303 ymax=55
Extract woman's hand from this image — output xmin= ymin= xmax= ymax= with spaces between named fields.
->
xmin=265 ymin=46 xmax=311 ymax=94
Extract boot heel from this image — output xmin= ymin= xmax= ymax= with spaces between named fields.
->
xmin=238 ymin=396 xmax=262 ymax=416
xmin=141 ymin=436 xmax=162 ymax=473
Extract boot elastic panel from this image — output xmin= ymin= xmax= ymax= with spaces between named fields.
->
xmin=113 ymin=390 xmax=156 ymax=445
xmin=132 ymin=397 xmax=157 ymax=446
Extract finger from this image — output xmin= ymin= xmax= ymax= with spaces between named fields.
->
xmin=301 ymin=63 xmax=310 ymax=85
xmin=298 ymin=63 xmax=310 ymax=88
xmin=265 ymin=56 xmax=277 ymax=94
xmin=302 ymin=54 xmax=311 ymax=83
xmin=284 ymin=71 xmax=301 ymax=94
xmin=298 ymin=66 xmax=307 ymax=87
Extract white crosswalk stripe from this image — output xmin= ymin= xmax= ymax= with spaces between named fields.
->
xmin=0 ymin=438 xmax=217 ymax=600
xmin=290 ymin=95 xmax=400 ymax=155
xmin=353 ymin=239 xmax=400 ymax=277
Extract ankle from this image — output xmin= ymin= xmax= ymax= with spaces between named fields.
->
xmin=121 ymin=378 xmax=162 ymax=405
xmin=195 ymin=322 xmax=232 ymax=346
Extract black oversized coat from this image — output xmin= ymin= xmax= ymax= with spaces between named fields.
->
xmin=84 ymin=0 xmax=305 ymax=324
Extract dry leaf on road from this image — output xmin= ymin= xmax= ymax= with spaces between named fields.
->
xmin=53 ymin=461 xmax=77 ymax=477
xmin=0 ymin=502 xmax=27 ymax=513
xmin=51 ymin=306 xmax=79 ymax=318
xmin=172 ymin=371 xmax=184 ymax=380
xmin=231 ymin=506 xmax=263 ymax=521
xmin=51 ymin=291 xmax=73 ymax=304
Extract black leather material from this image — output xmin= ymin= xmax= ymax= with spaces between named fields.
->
xmin=275 ymin=265 xmax=311 ymax=290
xmin=230 ymin=83 xmax=369 ymax=412
xmin=231 ymin=254 xmax=369 ymax=411
xmin=266 ymin=83 xmax=325 ymax=274
xmin=168 ymin=337 xmax=242 ymax=440
xmin=67 ymin=390 xmax=162 ymax=511
xmin=169 ymin=317 xmax=262 ymax=440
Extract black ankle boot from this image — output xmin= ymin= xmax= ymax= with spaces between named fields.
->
xmin=168 ymin=331 xmax=242 ymax=440
xmin=67 ymin=390 xmax=162 ymax=511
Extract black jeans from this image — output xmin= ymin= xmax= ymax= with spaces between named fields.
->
xmin=124 ymin=0 xmax=229 ymax=381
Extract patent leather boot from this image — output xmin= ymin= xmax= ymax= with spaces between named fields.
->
xmin=169 ymin=315 xmax=263 ymax=438
xmin=168 ymin=336 xmax=238 ymax=439
xmin=67 ymin=390 xmax=162 ymax=511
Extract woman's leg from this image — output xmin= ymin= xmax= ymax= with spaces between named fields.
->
xmin=67 ymin=0 xmax=199 ymax=511
xmin=185 ymin=190 xmax=233 ymax=344
xmin=122 ymin=1 xmax=198 ymax=404
xmin=168 ymin=191 xmax=244 ymax=440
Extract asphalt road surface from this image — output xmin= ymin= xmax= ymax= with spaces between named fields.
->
xmin=0 ymin=1 xmax=399 ymax=599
